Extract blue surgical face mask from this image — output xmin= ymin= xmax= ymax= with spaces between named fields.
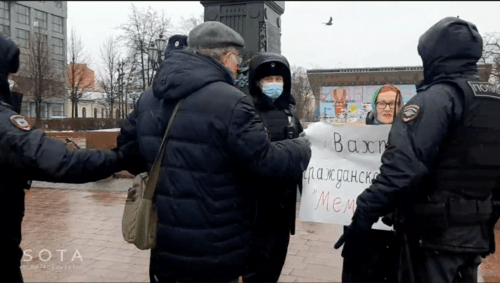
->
xmin=261 ymin=82 xmax=283 ymax=99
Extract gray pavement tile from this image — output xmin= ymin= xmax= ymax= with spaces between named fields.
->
xmin=19 ymin=186 xmax=498 ymax=282
xmin=278 ymin=275 xmax=297 ymax=282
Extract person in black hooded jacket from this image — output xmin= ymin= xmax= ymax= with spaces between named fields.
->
xmin=0 ymin=34 xmax=141 ymax=282
xmin=240 ymin=52 xmax=303 ymax=283
xmin=335 ymin=17 xmax=500 ymax=282
xmin=117 ymin=22 xmax=311 ymax=283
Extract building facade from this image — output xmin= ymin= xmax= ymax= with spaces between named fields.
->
xmin=307 ymin=65 xmax=492 ymax=123
xmin=0 ymin=1 xmax=67 ymax=118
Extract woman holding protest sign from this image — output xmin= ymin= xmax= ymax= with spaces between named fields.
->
xmin=341 ymin=84 xmax=404 ymax=282
xmin=365 ymin=84 xmax=404 ymax=125
xmin=241 ymin=52 xmax=303 ymax=283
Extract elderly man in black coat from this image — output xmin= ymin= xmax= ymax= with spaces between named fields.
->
xmin=117 ymin=21 xmax=312 ymax=282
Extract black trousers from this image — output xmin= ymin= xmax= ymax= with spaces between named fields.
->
xmin=341 ymin=227 xmax=400 ymax=282
xmin=242 ymin=231 xmax=291 ymax=283
xmin=399 ymin=245 xmax=482 ymax=283
xmin=0 ymin=264 xmax=23 ymax=283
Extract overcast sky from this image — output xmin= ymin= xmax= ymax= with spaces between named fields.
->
xmin=67 ymin=1 xmax=500 ymax=72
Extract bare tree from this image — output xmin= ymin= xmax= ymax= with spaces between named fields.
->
xmin=290 ymin=66 xmax=315 ymax=121
xmin=176 ymin=13 xmax=204 ymax=35
xmin=117 ymin=4 xmax=172 ymax=91
xmin=67 ymin=28 xmax=93 ymax=118
xmin=98 ymin=36 xmax=121 ymax=119
xmin=14 ymin=27 xmax=65 ymax=119
xmin=481 ymin=32 xmax=500 ymax=89
xmin=115 ymin=54 xmax=139 ymax=119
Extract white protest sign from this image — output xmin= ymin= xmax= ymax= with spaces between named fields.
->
xmin=298 ymin=122 xmax=392 ymax=230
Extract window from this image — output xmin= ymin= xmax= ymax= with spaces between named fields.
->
xmin=0 ymin=2 xmax=10 ymax=21
xmin=94 ymin=108 xmax=97 ymax=118
xmin=50 ymin=104 xmax=63 ymax=117
xmin=52 ymin=59 xmax=65 ymax=77
xmin=30 ymin=102 xmax=47 ymax=118
xmin=20 ymin=101 xmax=29 ymax=117
xmin=82 ymin=107 xmax=86 ymax=118
xmin=52 ymin=15 xmax=63 ymax=33
xmin=0 ymin=1 xmax=10 ymax=35
xmin=34 ymin=10 xmax=47 ymax=29
xmin=16 ymin=28 xmax=29 ymax=47
xmin=52 ymin=37 xmax=63 ymax=55
xmin=0 ymin=24 xmax=9 ymax=36
xmin=35 ymin=32 xmax=47 ymax=44
xmin=101 ymin=108 xmax=104 ymax=118
xmin=16 ymin=4 xmax=29 ymax=25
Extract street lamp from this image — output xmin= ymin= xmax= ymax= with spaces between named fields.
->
xmin=116 ymin=60 xmax=125 ymax=119
xmin=147 ymin=33 xmax=167 ymax=86
xmin=125 ymin=66 xmax=135 ymax=115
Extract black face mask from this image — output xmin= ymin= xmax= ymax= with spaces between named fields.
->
xmin=9 ymin=91 xmax=23 ymax=113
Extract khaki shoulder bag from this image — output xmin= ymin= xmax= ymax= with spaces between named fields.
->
xmin=122 ymin=99 xmax=183 ymax=250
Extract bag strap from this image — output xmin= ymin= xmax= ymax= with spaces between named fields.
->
xmin=143 ymin=99 xmax=184 ymax=200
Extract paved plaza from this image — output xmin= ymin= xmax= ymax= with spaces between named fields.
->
xmin=18 ymin=179 xmax=499 ymax=282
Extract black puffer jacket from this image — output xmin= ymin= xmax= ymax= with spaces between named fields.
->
xmin=352 ymin=17 xmax=488 ymax=253
xmin=0 ymin=35 xmax=134 ymax=268
xmin=117 ymin=50 xmax=311 ymax=281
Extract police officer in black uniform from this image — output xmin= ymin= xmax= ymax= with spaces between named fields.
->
xmin=241 ymin=52 xmax=303 ymax=282
xmin=164 ymin=34 xmax=188 ymax=55
xmin=334 ymin=17 xmax=500 ymax=282
xmin=0 ymin=34 xmax=141 ymax=282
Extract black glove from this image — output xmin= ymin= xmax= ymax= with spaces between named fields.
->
xmin=334 ymin=220 xmax=370 ymax=258
xmin=381 ymin=212 xmax=395 ymax=227
xmin=114 ymin=141 xmax=147 ymax=175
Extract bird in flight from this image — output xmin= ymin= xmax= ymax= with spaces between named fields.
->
xmin=323 ymin=16 xmax=333 ymax=26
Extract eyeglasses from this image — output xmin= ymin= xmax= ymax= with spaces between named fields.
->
xmin=230 ymin=52 xmax=243 ymax=65
xmin=376 ymin=101 xmax=397 ymax=109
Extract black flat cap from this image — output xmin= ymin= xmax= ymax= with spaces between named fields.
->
xmin=188 ymin=21 xmax=245 ymax=49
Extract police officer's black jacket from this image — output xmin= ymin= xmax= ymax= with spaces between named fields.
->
xmin=247 ymin=52 xmax=303 ymax=252
xmin=352 ymin=17 xmax=500 ymax=255
xmin=248 ymin=53 xmax=303 ymax=254
xmin=0 ymin=33 xmax=137 ymax=267
xmin=0 ymin=101 xmax=132 ymax=267
xmin=117 ymin=50 xmax=311 ymax=281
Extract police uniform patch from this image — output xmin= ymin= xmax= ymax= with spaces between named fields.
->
xmin=10 ymin=115 xmax=32 ymax=131
xmin=467 ymin=81 xmax=500 ymax=99
xmin=401 ymin=104 xmax=420 ymax=123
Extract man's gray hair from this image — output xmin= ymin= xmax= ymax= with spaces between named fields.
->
xmin=186 ymin=45 xmax=241 ymax=63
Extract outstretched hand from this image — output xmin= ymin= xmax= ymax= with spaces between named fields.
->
xmin=295 ymin=131 xmax=311 ymax=148
xmin=334 ymin=233 xmax=346 ymax=249
xmin=333 ymin=220 xmax=370 ymax=258
xmin=115 ymin=141 xmax=147 ymax=175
